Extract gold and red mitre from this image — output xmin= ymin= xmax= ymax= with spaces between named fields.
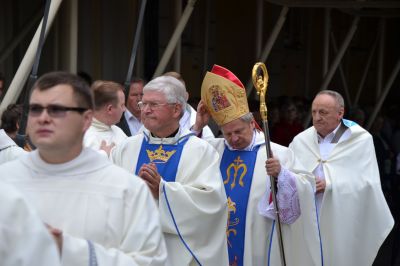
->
xmin=201 ymin=65 xmax=249 ymax=126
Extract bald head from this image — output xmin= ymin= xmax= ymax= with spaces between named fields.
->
xmin=311 ymin=90 xmax=344 ymax=137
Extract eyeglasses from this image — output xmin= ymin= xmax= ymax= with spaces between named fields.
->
xmin=28 ymin=104 xmax=88 ymax=118
xmin=137 ymin=101 xmax=175 ymax=110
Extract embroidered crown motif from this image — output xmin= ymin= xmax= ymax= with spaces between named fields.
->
xmin=146 ymin=145 xmax=176 ymax=162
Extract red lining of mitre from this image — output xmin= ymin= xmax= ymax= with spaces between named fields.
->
xmin=211 ymin=65 xmax=245 ymax=89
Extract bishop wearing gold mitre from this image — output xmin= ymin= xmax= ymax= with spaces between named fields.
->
xmin=192 ymin=64 xmax=321 ymax=266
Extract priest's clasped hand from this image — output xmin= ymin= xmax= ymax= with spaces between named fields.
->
xmin=138 ymin=162 xmax=161 ymax=199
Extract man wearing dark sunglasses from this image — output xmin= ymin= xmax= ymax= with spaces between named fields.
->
xmin=0 ymin=71 xmax=167 ymax=266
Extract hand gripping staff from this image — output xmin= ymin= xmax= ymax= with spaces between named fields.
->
xmin=252 ymin=62 xmax=286 ymax=266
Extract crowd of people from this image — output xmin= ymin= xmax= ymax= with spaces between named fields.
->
xmin=0 ymin=66 xmax=397 ymax=266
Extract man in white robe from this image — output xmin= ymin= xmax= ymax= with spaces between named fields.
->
xmin=0 ymin=180 xmax=60 ymax=266
xmin=193 ymin=65 xmax=319 ymax=266
xmin=0 ymin=128 xmax=25 ymax=164
xmin=112 ymin=75 xmax=228 ymax=266
xmin=289 ymin=90 xmax=394 ymax=266
xmin=84 ymin=80 xmax=127 ymax=154
xmin=0 ymin=71 xmax=167 ymax=266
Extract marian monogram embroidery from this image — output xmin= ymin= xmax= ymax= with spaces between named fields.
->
xmin=225 ymin=156 xmax=247 ymax=189
xmin=220 ymin=147 xmax=259 ymax=266
xmin=146 ymin=145 xmax=176 ymax=163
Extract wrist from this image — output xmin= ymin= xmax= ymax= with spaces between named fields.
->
xmin=191 ymin=124 xmax=202 ymax=132
xmin=190 ymin=125 xmax=202 ymax=136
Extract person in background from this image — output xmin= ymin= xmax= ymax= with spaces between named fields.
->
xmin=116 ymin=78 xmax=146 ymax=136
xmin=1 ymin=103 xmax=34 ymax=150
xmin=0 ymin=128 xmax=25 ymax=164
xmin=347 ymin=106 xmax=366 ymax=127
xmin=271 ymin=97 xmax=303 ymax=147
xmin=84 ymin=80 xmax=127 ymax=155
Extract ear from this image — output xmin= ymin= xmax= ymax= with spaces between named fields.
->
xmin=106 ymin=104 xmax=113 ymax=113
xmin=250 ymin=119 xmax=256 ymax=130
xmin=338 ymin=107 xmax=344 ymax=120
xmin=82 ymin=110 xmax=94 ymax=132
xmin=173 ymin=103 xmax=183 ymax=119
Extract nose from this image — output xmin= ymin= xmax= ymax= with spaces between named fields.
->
xmin=37 ymin=109 xmax=51 ymax=123
xmin=231 ymin=134 xmax=239 ymax=143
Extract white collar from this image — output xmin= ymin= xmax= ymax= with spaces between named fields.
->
xmin=317 ymin=122 xmax=342 ymax=143
xmin=91 ymin=118 xmax=111 ymax=131
xmin=143 ymin=127 xmax=193 ymax=145
xmin=124 ymin=109 xmax=140 ymax=122
xmin=22 ymin=148 xmax=110 ymax=175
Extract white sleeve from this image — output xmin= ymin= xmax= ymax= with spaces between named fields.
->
xmin=0 ymin=183 xmax=61 ymax=266
xmin=257 ymin=167 xmax=301 ymax=224
xmin=61 ymin=181 xmax=168 ymax=266
xmin=0 ymin=145 xmax=26 ymax=164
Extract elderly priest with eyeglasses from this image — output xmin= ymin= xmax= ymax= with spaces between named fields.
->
xmin=111 ymin=75 xmax=229 ymax=266
xmin=0 ymin=71 xmax=168 ymax=266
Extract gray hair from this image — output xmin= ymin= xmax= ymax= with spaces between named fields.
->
xmin=239 ymin=112 xmax=254 ymax=123
xmin=221 ymin=112 xmax=255 ymax=134
xmin=316 ymin=90 xmax=345 ymax=109
xmin=143 ymin=76 xmax=187 ymax=114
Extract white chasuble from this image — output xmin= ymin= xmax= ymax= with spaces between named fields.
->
xmin=0 ymin=148 xmax=168 ymax=266
xmin=209 ymin=131 xmax=319 ymax=266
xmin=289 ymin=122 xmax=394 ymax=266
xmin=112 ymin=128 xmax=229 ymax=266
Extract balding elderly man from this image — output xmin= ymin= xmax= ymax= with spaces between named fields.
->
xmin=289 ymin=90 xmax=394 ymax=266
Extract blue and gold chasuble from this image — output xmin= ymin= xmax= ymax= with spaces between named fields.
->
xmin=135 ymin=133 xmax=193 ymax=182
xmin=221 ymin=145 xmax=261 ymax=266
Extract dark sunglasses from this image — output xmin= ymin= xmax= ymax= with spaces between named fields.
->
xmin=28 ymin=104 xmax=88 ymax=118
